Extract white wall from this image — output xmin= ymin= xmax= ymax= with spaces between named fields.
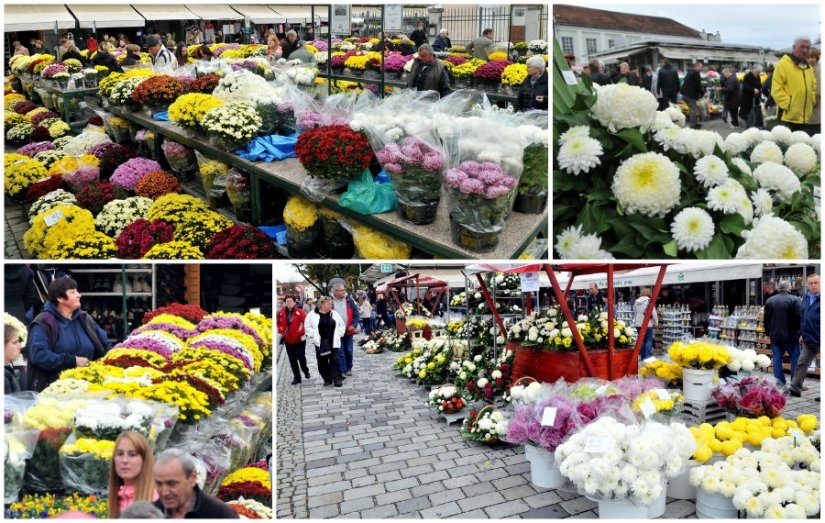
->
xmin=556 ymin=24 xmax=704 ymax=65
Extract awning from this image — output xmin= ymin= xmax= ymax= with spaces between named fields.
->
xmin=130 ymin=5 xmax=200 ymax=21
xmin=271 ymin=5 xmax=313 ymax=24
xmin=657 ymin=46 xmax=764 ymax=62
xmin=5 ymin=4 xmax=76 ymax=32
xmin=564 ymin=263 xmax=763 ymax=291
xmin=185 ymin=4 xmax=242 ymax=21
xmin=231 ymin=5 xmax=282 ymax=25
xmin=67 ymin=5 xmax=145 ymax=29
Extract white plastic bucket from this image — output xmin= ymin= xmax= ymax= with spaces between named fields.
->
xmin=682 ymin=368 xmax=716 ymax=403
xmin=667 ymin=461 xmax=698 ymax=500
xmin=525 ymin=444 xmax=566 ymax=489
xmin=595 ymin=498 xmax=649 ymax=519
xmin=647 ymin=479 xmax=668 ymax=518
xmin=696 ymin=488 xmax=737 ymax=519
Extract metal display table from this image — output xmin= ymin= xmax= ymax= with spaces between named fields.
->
xmin=38 ymin=84 xmax=99 ymax=129
xmin=106 ymin=106 xmax=545 ymax=259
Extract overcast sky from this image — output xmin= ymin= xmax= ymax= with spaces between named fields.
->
xmin=594 ymin=4 xmax=821 ymax=49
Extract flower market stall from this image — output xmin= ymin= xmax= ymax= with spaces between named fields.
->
xmin=4 ymin=305 xmax=273 ymax=520
xmin=384 ymin=273 xmax=447 ymax=334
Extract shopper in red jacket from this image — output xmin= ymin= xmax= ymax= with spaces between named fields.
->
xmin=277 ymin=296 xmax=310 ymax=385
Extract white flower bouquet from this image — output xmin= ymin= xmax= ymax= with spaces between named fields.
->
xmin=108 ymin=77 xmax=146 ymax=106
xmin=28 ymin=190 xmax=77 ymax=224
xmin=200 ymin=100 xmax=262 ymax=151
xmin=460 ymin=406 xmax=507 ymax=443
xmin=4 ymin=430 xmax=38 ymax=504
xmin=555 ymin=417 xmax=696 ymax=506
xmin=74 ymin=400 xmax=156 ymax=441
xmin=95 ymin=197 xmax=153 ymax=237
xmin=725 ymin=347 xmax=771 ymax=372
xmin=427 ymin=384 xmax=466 ymax=413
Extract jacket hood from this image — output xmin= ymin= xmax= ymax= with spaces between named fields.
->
xmin=43 ymin=301 xmax=82 ymax=322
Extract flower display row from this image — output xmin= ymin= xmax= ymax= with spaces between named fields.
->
xmin=689 ymin=415 xmax=818 ymax=463
xmin=508 ymin=308 xmax=638 ymax=351
xmin=361 ymin=330 xmax=411 ymax=354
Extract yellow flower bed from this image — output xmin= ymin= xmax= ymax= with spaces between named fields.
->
xmin=5 ymin=157 xmax=47 ymax=197
xmin=668 ymin=340 xmax=731 ymax=370
xmin=102 ymin=348 xmax=168 ymax=368
xmin=130 ymin=380 xmax=211 ymax=423
xmin=501 ymin=63 xmax=528 ymax=86
xmin=24 ymin=205 xmax=96 ymax=259
xmin=189 ymin=329 xmax=263 ymax=372
xmin=172 ymin=346 xmax=251 ymax=382
xmin=222 ymin=467 xmax=271 ymax=490
xmin=488 ymin=51 xmax=508 ymax=61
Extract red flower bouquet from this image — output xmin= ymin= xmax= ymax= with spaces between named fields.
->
xmin=31 ymin=126 xmax=51 ymax=142
xmin=712 ymin=377 xmax=787 ymax=418
xmin=295 ymin=125 xmax=372 ymax=180
xmin=99 ymin=144 xmax=137 ymax=179
xmin=189 ymin=74 xmax=221 ymax=94
xmin=330 ymin=51 xmax=356 ymax=69
xmin=131 ymin=75 xmax=185 ymax=108
xmin=204 ymin=225 xmax=278 ymax=259
xmin=75 ymin=180 xmax=128 ymax=215
xmin=30 ymin=110 xmax=60 ymax=127
xmin=444 ymin=56 xmax=468 ymax=67
xmin=115 ymin=218 xmax=175 ymax=258
xmin=142 ymin=303 xmax=207 ymax=324
xmin=135 ymin=170 xmax=182 ymax=199
xmin=473 ymin=60 xmax=513 ymax=83
xmin=217 ymin=481 xmax=272 ymax=505
xmin=13 ymin=100 xmax=38 ymax=115
xmin=26 ymin=175 xmax=68 ymax=203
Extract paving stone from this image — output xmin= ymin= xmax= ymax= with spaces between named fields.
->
xmin=494 ymin=475 xmax=528 ymax=490
xmin=521 ymin=491 xmax=564 ymax=509
xmin=457 ymin=492 xmax=506 ymax=512
xmin=396 ymin=496 xmax=432 ymax=514
xmin=665 ymin=499 xmax=699 ymax=519
xmin=420 ymin=502 xmax=463 ymax=519
xmin=308 ymin=504 xmax=340 ymax=518
xmin=386 ymin=477 xmax=418 ymax=492
xmin=560 ymin=496 xmax=598 ymax=515
xmin=400 ymin=464 xmax=434 ymax=478
xmin=570 ymin=510 xmax=598 ymax=519
xmin=307 ymin=480 xmax=352 ymax=497
xmin=343 ymin=483 xmax=386 ymax=501
xmin=485 ymin=500 xmax=531 ymax=518
xmin=450 ymin=509 xmax=490 ymax=519
xmin=375 ymin=489 xmax=413 ymax=506
xmin=361 ymin=505 xmax=400 ymax=518
xmin=340 ymin=497 xmax=376 ymax=514
xmin=461 ymin=481 xmax=497 ymax=497
xmin=501 ymin=484 xmax=539 ymax=501
xmin=411 ymin=482 xmax=444 ymax=498
xmin=521 ymin=503 xmax=570 ymax=519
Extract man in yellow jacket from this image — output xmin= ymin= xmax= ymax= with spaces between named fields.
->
xmin=772 ymin=36 xmax=817 ymax=131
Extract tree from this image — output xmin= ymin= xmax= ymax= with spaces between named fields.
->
xmin=293 ymin=264 xmax=363 ymax=296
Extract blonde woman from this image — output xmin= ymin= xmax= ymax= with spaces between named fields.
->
xmin=304 ymin=297 xmax=345 ymax=387
xmin=108 ymin=431 xmax=158 ymax=518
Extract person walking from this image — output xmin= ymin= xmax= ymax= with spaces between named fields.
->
xmin=789 ymin=273 xmax=820 ymax=398
xmin=376 ymin=294 xmax=390 ymax=330
xmin=772 ymin=35 xmax=817 ymax=131
xmin=806 ymin=47 xmax=821 ymax=135
xmin=432 ymin=29 xmax=452 ymax=52
xmin=358 ymin=296 xmax=373 ymax=335
xmin=145 ymin=35 xmax=177 ymax=72
xmin=681 ymin=62 xmax=705 ymax=128
xmin=764 ymin=280 xmax=802 ymax=388
xmin=331 ymin=282 xmax=360 ymax=377
xmin=89 ymin=42 xmax=123 ymax=73
xmin=641 ymin=65 xmax=654 ymax=91
xmin=410 ymin=21 xmax=428 ymax=48
xmin=305 ymin=297 xmax=345 ymax=387
xmin=586 ymin=283 xmax=605 ymax=313
xmin=739 ymin=65 xmax=763 ymax=128
xmin=633 ymin=287 xmax=658 ymax=360
xmin=656 ymin=58 xmax=680 ymax=110
xmin=121 ymin=44 xmax=143 ymax=66
xmin=588 ymin=59 xmax=611 ymax=86
xmin=277 ymin=296 xmax=310 ymax=385
xmin=720 ymin=67 xmax=742 ymax=127
xmin=302 ymin=298 xmax=314 ymax=314
xmin=612 ymin=62 xmax=641 ymax=86
xmin=467 ymin=28 xmax=495 ymax=60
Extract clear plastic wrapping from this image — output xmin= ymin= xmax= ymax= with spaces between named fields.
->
xmin=5 ymin=429 xmax=39 ymax=503
xmin=58 ymin=434 xmax=112 ymax=494
xmin=162 ymin=139 xmax=198 ymax=178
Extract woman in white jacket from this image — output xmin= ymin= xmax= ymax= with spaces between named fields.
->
xmin=633 ymin=287 xmax=658 ymax=360
xmin=304 ymin=297 xmax=346 ymax=387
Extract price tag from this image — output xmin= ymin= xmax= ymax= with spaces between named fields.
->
xmin=562 ymin=70 xmax=578 ymax=85
xmin=643 ymin=357 xmax=657 ymax=365
xmin=584 ymin=436 xmax=610 ymax=453
xmin=44 ymin=191 xmax=60 ymax=201
xmin=595 ymin=385 xmax=608 ymax=396
xmin=43 ymin=210 xmax=64 ymax=227
xmin=654 ymin=389 xmax=671 ymax=401
xmin=540 ymin=407 xmax=557 ymax=427
xmin=640 ymin=398 xmax=657 ymax=419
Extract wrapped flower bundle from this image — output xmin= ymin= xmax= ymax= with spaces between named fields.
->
xmin=376 ymin=135 xmax=445 ymax=224
xmin=427 ymin=384 xmax=465 ymax=414
xmin=200 ymin=100 xmax=262 ymax=151
xmin=204 ymin=226 xmax=277 ymax=259
xmin=111 ymin=158 xmax=162 ymax=191
xmin=168 ymin=93 xmax=224 ymax=129
xmin=295 ymin=124 xmax=372 ymax=180
xmin=162 ymin=141 xmax=197 ymax=175
xmin=668 ymin=340 xmax=731 ymax=370
xmin=75 ymin=181 xmax=128 ymax=215
xmin=461 ymin=408 xmax=506 ymax=443
xmin=711 ymin=377 xmax=787 ymax=418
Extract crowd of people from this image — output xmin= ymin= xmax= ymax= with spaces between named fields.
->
xmin=578 ymin=35 xmax=820 ymax=135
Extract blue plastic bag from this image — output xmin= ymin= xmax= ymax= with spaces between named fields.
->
xmin=237 ymin=133 xmax=298 ymax=162
xmin=339 ymin=170 xmax=397 ymax=215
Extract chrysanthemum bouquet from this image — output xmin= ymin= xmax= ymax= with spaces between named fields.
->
xmin=295 ymin=124 xmax=372 ymax=181
xmin=108 ymin=76 xmax=146 ymax=106
xmin=110 ymin=158 xmax=163 ymax=191
xmin=204 ymin=225 xmax=277 ymax=259
xmin=711 ymin=377 xmax=787 ymax=418
xmin=501 ymin=63 xmax=528 ymax=86
xmin=27 ymin=190 xmax=77 ymax=224
xmin=23 ymin=205 xmax=97 ymax=259
xmin=135 ymin=170 xmax=182 ymax=199
xmin=200 ymin=100 xmax=262 ymax=150
xmin=506 ymin=395 xmax=578 ymax=451
xmin=5 ymin=157 xmax=48 ymax=198
xmin=75 ymin=180 xmax=128 ymax=215
xmin=668 ymin=340 xmax=731 ymax=370
xmin=95 ymin=196 xmax=153 ymax=237
xmin=376 ymin=135 xmax=445 ymax=224
xmin=638 ymin=359 xmax=683 ymax=387
xmin=50 ymin=232 xmax=119 ymax=259
xmin=168 ymin=93 xmax=224 ymax=129
xmin=460 ymin=407 xmax=507 ymax=443
xmin=427 ymin=384 xmax=465 ymax=414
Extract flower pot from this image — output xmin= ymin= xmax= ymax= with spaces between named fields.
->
xmin=667 ymin=463 xmax=698 ymax=500
xmin=696 ymin=488 xmax=737 ymax=519
xmin=513 ymin=193 xmax=547 ymax=214
xmin=524 ymin=445 xmax=565 ymax=489
xmin=450 ymin=218 xmax=500 ymax=252
xmin=398 ymin=200 xmax=439 ymax=225
xmin=682 ymin=368 xmax=716 ymax=403
xmin=594 ymin=498 xmax=649 ymax=519
xmin=647 ymin=479 xmax=668 ymax=518
xmin=511 ymin=347 xmax=638 ymax=383
xmin=206 ymin=189 xmax=227 ymax=210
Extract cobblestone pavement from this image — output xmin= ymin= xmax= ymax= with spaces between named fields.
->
xmin=276 ymin=337 xmax=810 ymax=519
xmin=5 ymin=197 xmax=30 ymax=259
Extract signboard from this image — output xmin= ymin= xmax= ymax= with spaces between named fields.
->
xmin=384 ymin=4 xmax=403 ymax=33
xmin=519 ymin=272 xmax=540 ymax=293
xmin=331 ymin=4 xmax=351 ymax=35
xmin=512 ymin=6 xmax=527 ymax=25
xmin=380 ymin=264 xmax=394 ymax=273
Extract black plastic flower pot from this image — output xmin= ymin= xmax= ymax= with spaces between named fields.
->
xmin=513 ymin=193 xmax=547 ymax=214
xmin=398 ymin=200 xmax=439 ymax=225
xmin=450 ymin=218 xmax=500 ymax=253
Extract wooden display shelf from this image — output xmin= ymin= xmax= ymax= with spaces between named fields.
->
xmin=106 ymin=105 xmax=545 ymax=259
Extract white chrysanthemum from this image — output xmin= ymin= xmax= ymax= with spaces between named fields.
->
xmin=770 ymin=125 xmax=794 ymax=145
xmin=784 ymin=142 xmax=818 ymax=173
xmin=723 ymin=132 xmax=749 ymax=156
xmin=694 ymin=155 xmax=729 ymax=187
xmin=653 ymin=111 xmax=677 ymax=131
xmin=557 ymin=136 xmax=603 ymax=175
xmin=679 ymin=128 xmax=723 ymax=159
xmin=736 ymin=215 xmax=809 ymax=259
xmin=663 ymin=106 xmax=686 ymax=127
xmin=556 ymin=224 xmax=583 ymax=258
xmin=741 ymin=127 xmax=763 ymax=147
xmin=707 ymin=179 xmax=747 ymax=215
xmin=789 ymin=130 xmax=811 ymax=145
xmin=612 ymin=152 xmax=681 ymax=217
xmin=736 ymin=193 xmax=754 ymax=224
xmin=751 ymin=188 xmax=774 ymax=217
xmin=590 ymin=83 xmax=658 ymax=133
xmin=558 ymin=125 xmax=590 ymax=146
xmin=731 ymin=157 xmax=753 ymax=176
xmin=750 ymin=141 xmax=784 ymax=164
xmin=653 ymin=126 xmax=686 ymax=153
xmin=671 ymin=207 xmax=714 ymax=252
xmin=808 ymin=134 xmax=820 ymax=155
xmin=563 ymin=232 xmax=615 ymax=259
xmin=753 ymin=162 xmax=801 ymax=203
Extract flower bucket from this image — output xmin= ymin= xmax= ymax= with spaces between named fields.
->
xmin=398 ymin=200 xmax=439 ymax=225
xmin=667 ymin=461 xmax=698 ymax=500
xmin=696 ymin=488 xmax=737 ymax=519
xmin=450 ymin=218 xmax=501 ymax=252
xmin=682 ymin=368 xmax=716 ymax=403
xmin=513 ymin=192 xmax=547 ymax=214
xmin=647 ymin=479 xmax=668 ymax=518
xmin=524 ymin=445 xmax=565 ymax=489
xmin=594 ymin=498 xmax=649 ymax=519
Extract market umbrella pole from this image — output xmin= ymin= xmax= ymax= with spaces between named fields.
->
xmin=608 ymin=265 xmax=614 ymax=379
xmin=475 ymin=273 xmax=507 ymax=337
xmin=545 ymin=265 xmax=596 ymax=377
xmin=625 ymin=265 xmax=668 ymax=375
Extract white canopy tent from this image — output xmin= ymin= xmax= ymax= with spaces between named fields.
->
xmin=184 ymin=4 xmax=243 ymax=21
xmin=5 ymin=4 xmax=76 ymax=32
xmin=561 ymin=263 xmax=764 ymax=291
xmin=130 ymin=5 xmax=200 ymax=21
xmin=270 ymin=5 xmax=313 ymax=24
xmin=231 ymin=5 xmax=283 ymax=25
xmin=67 ymin=4 xmax=145 ymax=29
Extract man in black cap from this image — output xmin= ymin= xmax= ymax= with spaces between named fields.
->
xmin=145 ymin=34 xmax=177 ymax=71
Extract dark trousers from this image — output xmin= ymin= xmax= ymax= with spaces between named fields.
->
xmin=316 ymin=346 xmax=342 ymax=384
xmin=790 ymin=343 xmax=819 ymax=394
xmin=286 ymin=341 xmax=309 ymax=381
xmin=657 ymin=93 xmax=677 ymax=111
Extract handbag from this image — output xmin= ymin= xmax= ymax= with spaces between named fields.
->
xmin=319 ymin=337 xmax=332 ymax=357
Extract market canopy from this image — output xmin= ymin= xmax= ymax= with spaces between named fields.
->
xmin=564 ymin=263 xmax=764 ymax=290
xmin=387 ymin=274 xmax=448 ymax=289
xmin=184 ymin=4 xmax=242 ymax=21
xmin=130 ymin=5 xmax=200 ymax=21
xmin=67 ymin=4 xmax=145 ymax=29
xmin=5 ymin=4 xmax=76 ymax=32
xmin=270 ymin=5 xmax=313 ymax=24
xmin=231 ymin=5 xmax=283 ymax=25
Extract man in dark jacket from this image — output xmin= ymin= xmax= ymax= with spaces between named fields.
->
xmin=154 ymin=449 xmax=239 ymax=519
xmin=789 ymin=273 xmax=820 ymax=397
xmin=612 ymin=62 xmax=641 ymax=86
xmin=26 ymin=278 xmax=110 ymax=392
xmin=432 ymin=29 xmax=452 ymax=52
xmin=642 ymin=65 xmax=654 ymax=91
xmin=407 ymin=44 xmax=451 ymax=98
xmin=331 ymin=281 xmax=361 ymax=378
xmin=517 ymin=55 xmax=548 ymax=111
xmin=588 ymin=58 xmax=611 ymax=86
xmin=680 ymin=62 xmax=705 ymax=128
xmin=720 ymin=67 xmax=742 ymax=127
xmin=739 ymin=65 xmax=763 ymax=128
xmin=764 ymin=280 xmax=802 ymax=388
xmin=410 ymin=21 xmax=428 ymax=48
xmin=89 ymin=42 xmax=124 ymax=73
xmin=376 ymin=294 xmax=390 ymax=329
xmin=280 ymin=30 xmax=301 ymax=60
xmin=656 ymin=58 xmax=679 ymax=110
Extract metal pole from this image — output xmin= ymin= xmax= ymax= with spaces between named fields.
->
xmin=545 ymin=265 xmax=595 ymax=377
xmin=626 ymin=265 xmax=668 ymax=375
xmin=607 ymin=264 xmax=614 ymax=379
